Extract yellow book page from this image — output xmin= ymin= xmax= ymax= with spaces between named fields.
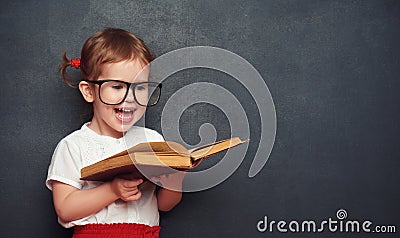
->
xmin=189 ymin=137 xmax=248 ymax=161
xmin=134 ymin=152 xmax=192 ymax=167
xmin=109 ymin=141 xmax=189 ymax=159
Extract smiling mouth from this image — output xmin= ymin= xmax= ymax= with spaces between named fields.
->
xmin=115 ymin=108 xmax=134 ymax=122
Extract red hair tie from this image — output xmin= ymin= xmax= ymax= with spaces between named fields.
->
xmin=70 ymin=58 xmax=81 ymax=69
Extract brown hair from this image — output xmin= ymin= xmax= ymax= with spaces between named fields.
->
xmin=60 ymin=28 xmax=155 ymax=88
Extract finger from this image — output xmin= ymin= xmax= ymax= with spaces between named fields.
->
xmin=125 ymin=191 xmax=142 ymax=201
xmin=125 ymin=187 xmax=138 ymax=194
xmin=124 ymin=179 xmax=143 ymax=188
xmin=125 ymin=189 xmax=139 ymax=198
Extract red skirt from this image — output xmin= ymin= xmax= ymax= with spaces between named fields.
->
xmin=72 ymin=223 xmax=160 ymax=238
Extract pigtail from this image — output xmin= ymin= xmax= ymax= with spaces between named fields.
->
xmin=60 ymin=51 xmax=80 ymax=88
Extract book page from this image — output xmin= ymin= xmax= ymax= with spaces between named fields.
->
xmin=134 ymin=152 xmax=192 ymax=167
xmin=189 ymin=137 xmax=248 ymax=161
xmin=109 ymin=141 xmax=190 ymax=159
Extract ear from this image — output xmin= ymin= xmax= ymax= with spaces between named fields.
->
xmin=78 ymin=81 xmax=95 ymax=103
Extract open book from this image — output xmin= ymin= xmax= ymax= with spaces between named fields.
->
xmin=80 ymin=137 xmax=249 ymax=181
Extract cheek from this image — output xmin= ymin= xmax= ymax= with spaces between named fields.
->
xmin=135 ymin=107 xmax=146 ymax=118
xmin=92 ymin=100 xmax=114 ymax=115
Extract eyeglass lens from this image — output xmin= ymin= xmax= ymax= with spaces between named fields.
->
xmin=99 ymin=81 xmax=160 ymax=106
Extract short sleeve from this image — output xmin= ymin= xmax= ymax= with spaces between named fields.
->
xmin=46 ymin=139 xmax=84 ymax=190
xmin=146 ymin=128 xmax=164 ymax=142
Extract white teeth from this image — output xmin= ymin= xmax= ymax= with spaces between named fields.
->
xmin=116 ymin=108 xmax=133 ymax=113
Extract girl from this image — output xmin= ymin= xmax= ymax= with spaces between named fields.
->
xmin=46 ymin=28 xmax=183 ymax=238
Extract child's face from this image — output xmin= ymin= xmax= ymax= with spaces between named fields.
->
xmin=88 ymin=59 xmax=148 ymax=138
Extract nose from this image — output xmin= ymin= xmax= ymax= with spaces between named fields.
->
xmin=125 ymin=87 xmax=135 ymax=103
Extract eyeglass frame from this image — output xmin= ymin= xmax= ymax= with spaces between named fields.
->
xmin=82 ymin=79 xmax=162 ymax=107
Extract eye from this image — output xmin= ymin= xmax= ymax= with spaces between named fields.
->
xmin=136 ymin=84 xmax=147 ymax=91
xmin=111 ymin=83 xmax=125 ymax=90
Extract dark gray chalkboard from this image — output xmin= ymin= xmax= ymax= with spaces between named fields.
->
xmin=1 ymin=1 xmax=399 ymax=237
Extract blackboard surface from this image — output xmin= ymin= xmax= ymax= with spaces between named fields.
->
xmin=1 ymin=1 xmax=399 ymax=237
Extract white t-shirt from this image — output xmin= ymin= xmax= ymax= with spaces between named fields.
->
xmin=46 ymin=123 xmax=164 ymax=228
